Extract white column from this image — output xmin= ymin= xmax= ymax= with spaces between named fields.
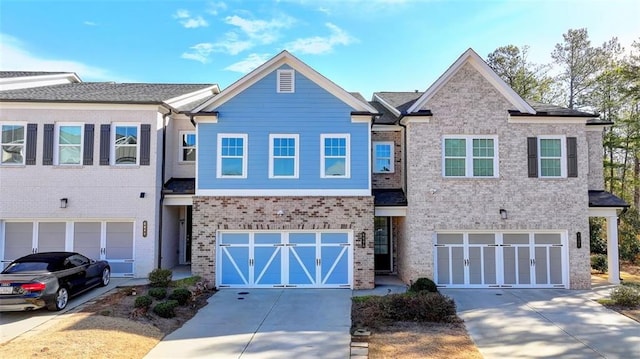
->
xmin=606 ymin=215 xmax=620 ymax=284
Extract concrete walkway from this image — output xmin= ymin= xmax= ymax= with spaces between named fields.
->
xmin=145 ymin=289 xmax=352 ymax=359
xmin=442 ymin=285 xmax=640 ymax=358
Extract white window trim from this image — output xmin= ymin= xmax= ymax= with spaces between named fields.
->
xmin=538 ymin=135 xmax=566 ymax=178
xmin=373 ymin=141 xmax=394 ymax=173
xmin=0 ymin=122 xmax=27 ymax=166
xmin=442 ymin=135 xmax=499 ymax=178
xmin=269 ymin=134 xmax=299 ymax=179
xmin=320 ymin=134 xmax=350 ymax=179
xmin=277 ymin=69 xmax=295 ymax=93
xmin=217 ymin=133 xmax=248 ymax=179
xmin=179 ymin=131 xmax=196 ymax=163
xmin=111 ymin=123 xmax=140 ymax=166
xmin=54 ymin=122 xmax=84 ymax=166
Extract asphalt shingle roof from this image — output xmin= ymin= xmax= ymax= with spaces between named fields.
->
xmin=0 ymin=71 xmax=71 ymax=78
xmin=0 ymin=82 xmax=215 ymax=104
xmin=164 ymin=178 xmax=195 ymax=194
xmin=374 ymin=92 xmax=422 ymax=114
xmin=373 ymin=189 xmax=408 ymax=206
xmin=588 ymin=190 xmax=629 ymax=208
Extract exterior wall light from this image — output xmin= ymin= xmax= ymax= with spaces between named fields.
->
xmin=60 ymin=198 xmax=68 ymax=208
xmin=276 ymin=210 xmax=284 ymax=217
xmin=499 ymin=209 xmax=508 ymax=220
xmin=140 ymin=192 xmax=145 ymax=198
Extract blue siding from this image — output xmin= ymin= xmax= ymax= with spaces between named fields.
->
xmin=198 ymin=65 xmax=369 ymax=190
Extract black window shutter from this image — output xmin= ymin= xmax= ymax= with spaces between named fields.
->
xmin=25 ymin=124 xmax=37 ymax=165
xmin=140 ymin=124 xmax=151 ymax=166
xmin=83 ymin=124 xmax=94 ymax=165
xmin=567 ymin=137 xmax=578 ymax=178
xmin=99 ymin=124 xmax=110 ymax=165
xmin=527 ymin=137 xmax=538 ymax=178
xmin=42 ymin=124 xmax=54 ymax=165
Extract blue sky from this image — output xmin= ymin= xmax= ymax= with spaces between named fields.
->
xmin=1 ymin=0 xmax=638 ymax=99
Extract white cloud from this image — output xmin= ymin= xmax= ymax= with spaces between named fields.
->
xmin=0 ymin=33 xmax=127 ymax=81
xmin=181 ymin=43 xmax=214 ymax=63
xmin=224 ymin=14 xmax=295 ymax=45
xmin=285 ymin=23 xmax=356 ymax=55
xmin=211 ymin=32 xmax=253 ymax=55
xmin=225 ymin=53 xmax=271 ymax=73
xmin=83 ymin=21 xmax=97 ymax=26
xmin=206 ymin=1 xmax=227 ymax=15
xmin=174 ymin=9 xmax=209 ymax=28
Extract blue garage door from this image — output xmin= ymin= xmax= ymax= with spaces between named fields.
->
xmin=218 ymin=231 xmax=352 ymax=288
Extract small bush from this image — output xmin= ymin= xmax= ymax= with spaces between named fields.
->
xmin=591 ymin=254 xmax=608 ymax=274
xmin=610 ymin=286 xmax=640 ymax=307
xmin=153 ymin=300 xmax=179 ymax=318
xmin=148 ymin=268 xmax=173 ymax=288
xmin=134 ymin=295 xmax=153 ymax=309
xmin=148 ymin=287 xmax=167 ymax=300
xmin=168 ymin=288 xmax=192 ymax=305
xmin=409 ymin=278 xmax=438 ymax=293
xmin=351 ymin=292 xmax=458 ymax=328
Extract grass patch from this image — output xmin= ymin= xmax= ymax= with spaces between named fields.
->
xmin=172 ymin=276 xmax=202 ymax=288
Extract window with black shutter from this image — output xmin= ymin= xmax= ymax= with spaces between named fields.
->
xmin=83 ymin=124 xmax=94 ymax=165
xmin=25 ymin=124 xmax=37 ymax=165
xmin=99 ymin=124 xmax=110 ymax=165
xmin=42 ymin=124 xmax=54 ymax=165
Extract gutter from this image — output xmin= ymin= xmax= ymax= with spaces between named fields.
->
xmin=157 ymin=106 xmax=173 ymax=269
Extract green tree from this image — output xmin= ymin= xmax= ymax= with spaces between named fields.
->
xmin=551 ymin=28 xmax=605 ymax=109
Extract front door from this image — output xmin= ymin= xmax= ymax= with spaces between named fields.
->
xmin=374 ymin=217 xmax=391 ymax=271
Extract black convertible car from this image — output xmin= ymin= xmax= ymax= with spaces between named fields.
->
xmin=0 ymin=252 xmax=110 ymax=311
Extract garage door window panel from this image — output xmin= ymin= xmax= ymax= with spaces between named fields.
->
xmin=253 ymin=233 xmax=282 ymax=285
xmin=38 ymin=222 xmax=66 ymax=253
xmin=105 ymin=222 xmax=134 ymax=275
xmin=73 ymin=222 xmax=101 ymax=260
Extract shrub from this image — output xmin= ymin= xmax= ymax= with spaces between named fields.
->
xmin=590 ymin=254 xmax=608 ymax=274
xmin=153 ymin=300 xmax=179 ymax=318
xmin=148 ymin=287 xmax=167 ymax=300
xmin=409 ymin=278 xmax=438 ymax=293
xmin=148 ymin=268 xmax=173 ymax=288
xmin=351 ymin=292 xmax=458 ymax=328
xmin=589 ymin=218 xmax=607 ymax=255
xmin=168 ymin=288 xmax=192 ymax=305
xmin=134 ymin=295 xmax=153 ymax=309
xmin=610 ymin=286 xmax=640 ymax=307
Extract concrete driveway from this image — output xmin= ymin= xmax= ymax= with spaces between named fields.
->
xmin=442 ymin=286 xmax=640 ymax=358
xmin=145 ymin=289 xmax=352 ymax=359
xmin=0 ymin=277 xmax=132 ymax=344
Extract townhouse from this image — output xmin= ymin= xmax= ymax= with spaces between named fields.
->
xmin=0 ymin=49 xmax=628 ymax=290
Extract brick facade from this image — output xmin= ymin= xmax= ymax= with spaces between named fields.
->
xmin=192 ymin=196 xmax=375 ymax=289
xmin=401 ymin=62 xmax=591 ymax=289
xmin=372 ymin=130 xmax=403 ymax=189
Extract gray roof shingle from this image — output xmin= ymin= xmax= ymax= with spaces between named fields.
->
xmin=0 ymin=82 xmax=215 ymax=105
xmin=0 ymin=71 xmax=72 ymax=78
xmin=588 ymin=190 xmax=629 ymax=208
xmin=373 ymin=188 xmax=408 ymax=206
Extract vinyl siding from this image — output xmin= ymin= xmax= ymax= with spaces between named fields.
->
xmin=197 ymin=65 xmax=370 ymax=191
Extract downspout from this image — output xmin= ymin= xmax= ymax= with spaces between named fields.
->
xmin=398 ymin=117 xmax=408 ymax=193
xmin=157 ymin=107 xmax=172 ymax=269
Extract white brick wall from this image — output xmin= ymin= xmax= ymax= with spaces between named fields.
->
xmin=0 ymin=106 xmax=162 ymax=277
xmin=401 ymin=62 xmax=591 ymax=289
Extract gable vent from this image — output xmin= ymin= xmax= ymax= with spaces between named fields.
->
xmin=277 ymin=70 xmax=295 ymax=93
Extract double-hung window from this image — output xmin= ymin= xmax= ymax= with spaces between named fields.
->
xmin=55 ymin=123 xmax=83 ymax=165
xmin=112 ymin=124 xmax=139 ymax=165
xmin=179 ymin=131 xmax=196 ymax=162
xmin=373 ymin=141 xmax=394 ymax=173
xmin=269 ymin=134 xmax=298 ymax=178
xmin=538 ymin=136 xmax=565 ymax=177
xmin=443 ymin=136 xmax=498 ymax=177
xmin=1 ymin=123 xmax=25 ymax=165
xmin=217 ymin=134 xmax=247 ymax=178
xmin=321 ymin=134 xmax=350 ymax=178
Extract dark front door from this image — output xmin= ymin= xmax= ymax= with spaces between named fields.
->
xmin=374 ymin=217 xmax=391 ymax=271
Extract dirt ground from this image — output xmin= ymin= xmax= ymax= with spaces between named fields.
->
xmin=367 ymin=322 xmax=483 ymax=359
xmin=0 ymin=284 xmax=214 ymax=359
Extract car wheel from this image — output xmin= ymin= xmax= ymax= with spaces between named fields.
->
xmin=100 ymin=267 xmax=111 ymax=287
xmin=47 ymin=287 xmax=69 ymax=311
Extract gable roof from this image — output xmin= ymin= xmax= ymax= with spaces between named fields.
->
xmin=0 ymin=82 xmax=219 ymax=109
xmin=194 ymin=50 xmax=377 ymax=114
xmin=406 ymin=48 xmax=536 ymax=114
xmin=513 ymin=101 xmax=597 ymax=117
xmin=0 ymin=71 xmax=82 ymax=91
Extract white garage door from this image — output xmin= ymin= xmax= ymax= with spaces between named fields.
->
xmin=2 ymin=221 xmax=134 ymax=277
xmin=435 ymin=232 xmax=567 ymax=288
xmin=217 ymin=231 xmax=352 ymax=288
